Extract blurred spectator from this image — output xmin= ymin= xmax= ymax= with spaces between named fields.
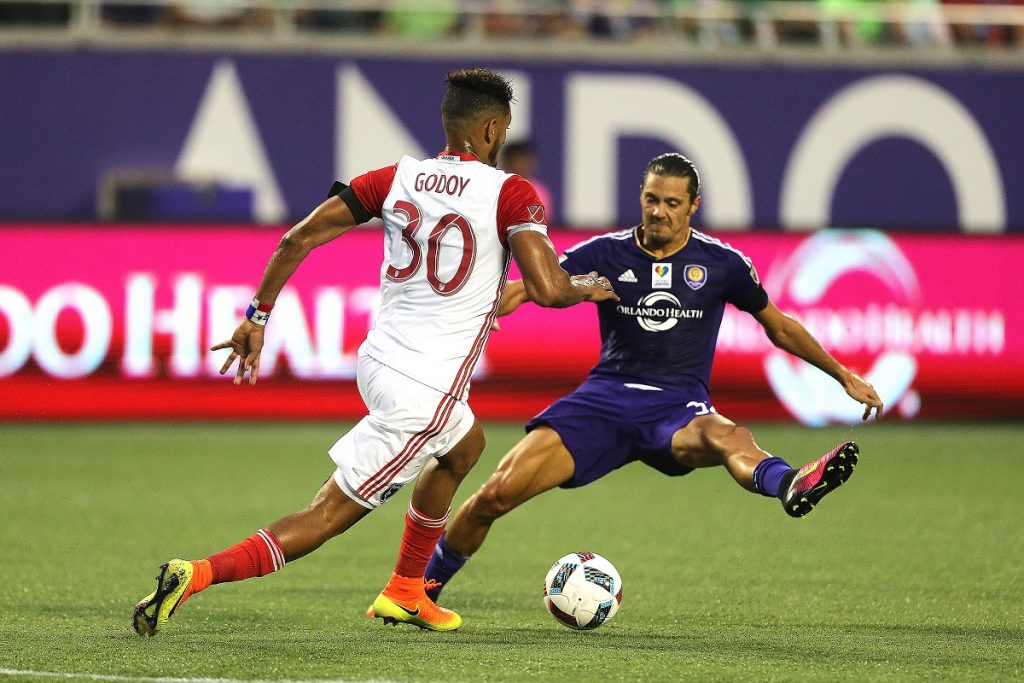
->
xmin=500 ymin=140 xmax=555 ymax=223
xmin=819 ymin=0 xmax=893 ymax=46
xmin=164 ymin=0 xmax=273 ymax=30
xmin=381 ymin=0 xmax=462 ymax=38
xmin=295 ymin=7 xmax=381 ymax=33
xmin=665 ymin=0 xmax=745 ymax=46
xmin=481 ymin=0 xmax=550 ymax=38
xmin=895 ymin=0 xmax=952 ymax=46
xmin=572 ymin=0 xmax=660 ymax=40
xmin=0 ymin=2 xmax=70 ymax=25
xmin=102 ymin=4 xmax=164 ymax=25
xmin=535 ymin=0 xmax=588 ymax=37
xmin=481 ymin=10 xmax=533 ymax=38
xmin=942 ymin=0 xmax=1024 ymax=47
xmin=709 ymin=0 xmax=821 ymax=46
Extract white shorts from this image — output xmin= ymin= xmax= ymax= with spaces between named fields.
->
xmin=330 ymin=353 xmax=476 ymax=509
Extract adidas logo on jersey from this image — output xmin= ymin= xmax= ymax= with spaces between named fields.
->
xmin=618 ymin=269 xmax=638 ymax=283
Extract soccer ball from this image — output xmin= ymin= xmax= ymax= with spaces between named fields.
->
xmin=543 ymin=552 xmax=622 ymax=630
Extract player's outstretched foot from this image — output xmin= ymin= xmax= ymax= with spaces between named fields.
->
xmin=781 ymin=441 xmax=859 ymax=518
xmin=368 ymin=573 xmax=461 ymax=631
xmin=132 ymin=559 xmax=194 ymax=636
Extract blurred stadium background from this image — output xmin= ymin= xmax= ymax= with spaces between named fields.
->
xmin=1 ymin=2 xmax=1023 ymax=681
xmin=2 ymin=0 xmax=1023 ymax=424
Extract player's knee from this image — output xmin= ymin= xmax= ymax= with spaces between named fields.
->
xmin=441 ymin=446 xmax=482 ymax=480
xmin=439 ymin=425 xmax=485 ymax=479
xmin=703 ymin=421 xmax=750 ymax=455
xmin=469 ymin=481 xmax=518 ymax=521
xmin=308 ymin=479 xmax=370 ymax=538
xmin=697 ymin=422 xmax=726 ymax=453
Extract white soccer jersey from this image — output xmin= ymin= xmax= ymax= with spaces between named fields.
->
xmin=349 ymin=151 xmax=548 ymax=399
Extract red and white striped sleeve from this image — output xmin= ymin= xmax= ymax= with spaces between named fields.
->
xmin=495 ymin=175 xmax=548 ymax=248
xmin=349 ymin=164 xmax=398 ymax=219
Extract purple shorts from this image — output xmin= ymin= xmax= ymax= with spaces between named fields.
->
xmin=526 ymin=375 xmax=714 ymax=488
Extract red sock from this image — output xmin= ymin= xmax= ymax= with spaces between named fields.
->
xmin=393 ymin=505 xmax=449 ymax=579
xmin=206 ymin=529 xmax=285 ymax=585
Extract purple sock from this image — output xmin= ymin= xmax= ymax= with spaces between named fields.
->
xmin=752 ymin=456 xmax=794 ymax=497
xmin=424 ymin=533 xmax=469 ymax=602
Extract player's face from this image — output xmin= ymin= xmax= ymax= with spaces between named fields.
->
xmin=640 ymin=174 xmax=699 ymax=249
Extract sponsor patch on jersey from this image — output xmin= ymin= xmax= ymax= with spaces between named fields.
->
xmin=614 ymin=291 xmax=704 ymax=332
xmin=652 ymin=263 xmax=672 ymax=289
xmin=527 ymin=204 xmax=546 ymax=223
xmin=684 ymin=264 xmax=707 ymax=291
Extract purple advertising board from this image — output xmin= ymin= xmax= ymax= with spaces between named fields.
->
xmin=1 ymin=49 xmax=1022 ymax=231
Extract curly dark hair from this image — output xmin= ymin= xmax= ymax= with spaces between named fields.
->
xmin=441 ymin=68 xmax=515 ymax=131
xmin=643 ymin=153 xmax=700 ymax=202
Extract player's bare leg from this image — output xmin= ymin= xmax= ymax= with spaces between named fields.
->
xmin=133 ymin=477 xmax=369 ymax=636
xmin=369 ymin=421 xmax=486 ymax=631
xmin=424 ymin=426 xmax=575 ymax=601
xmin=670 ymin=414 xmax=767 ymax=491
xmin=411 ymin=420 xmax=486 ymax=519
xmin=267 ymin=477 xmax=372 ymax=561
xmin=670 ymin=414 xmax=858 ymax=518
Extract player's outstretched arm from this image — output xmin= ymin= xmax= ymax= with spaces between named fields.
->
xmin=508 ymin=231 xmax=618 ymax=308
xmin=211 ymin=196 xmax=359 ymax=386
xmin=753 ymin=301 xmax=883 ymax=420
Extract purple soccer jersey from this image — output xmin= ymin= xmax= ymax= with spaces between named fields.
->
xmin=560 ymin=226 xmax=768 ymax=392
xmin=527 ymin=226 xmax=769 ymax=488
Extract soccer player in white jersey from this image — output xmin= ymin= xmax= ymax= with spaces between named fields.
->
xmin=131 ymin=68 xmax=618 ymax=635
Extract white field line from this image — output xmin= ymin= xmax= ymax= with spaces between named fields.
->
xmin=0 ymin=670 xmax=401 ymax=683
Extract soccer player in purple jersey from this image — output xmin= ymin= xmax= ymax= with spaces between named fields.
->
xmin=423 ymin=152 xmax=884 ymax=602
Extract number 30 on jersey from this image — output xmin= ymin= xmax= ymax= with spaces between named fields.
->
xmin=386 ymin=200 xmax=477 ymax=296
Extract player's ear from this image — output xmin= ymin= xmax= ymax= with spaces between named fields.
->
xmin=484 ymin=118 xmax=497 ymax=144
xmin=689 ymin=195 xmax=701 ymax=215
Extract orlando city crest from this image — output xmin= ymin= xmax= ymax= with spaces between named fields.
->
xmin=684 ymin=264 xmax=707 ymax=290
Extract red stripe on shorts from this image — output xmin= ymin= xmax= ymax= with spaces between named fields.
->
xmin=357 ymin=393 xmax=456 ymax=499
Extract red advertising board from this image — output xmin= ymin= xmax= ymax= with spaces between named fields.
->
xmin=1 ymin=225 xmax=1021 ymax=423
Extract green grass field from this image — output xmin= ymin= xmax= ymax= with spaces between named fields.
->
xmin=1 ymin=421 xmax=1022 ymax=682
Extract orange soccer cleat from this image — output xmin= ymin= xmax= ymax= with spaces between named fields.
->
xmin=368 ymin=573 xmax=462 ymax=631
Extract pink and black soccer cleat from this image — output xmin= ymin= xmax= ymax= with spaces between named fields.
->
xmin=780 ymin=441 xmax=859 ymax=518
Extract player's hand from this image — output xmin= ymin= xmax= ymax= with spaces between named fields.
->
xmin=211 ymin=320 xmax=265 ymax=386
xmin=843 ymin=372 xmax=883 ymax=420
xmin=572 ymin=271 xmax=619 ymax=303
